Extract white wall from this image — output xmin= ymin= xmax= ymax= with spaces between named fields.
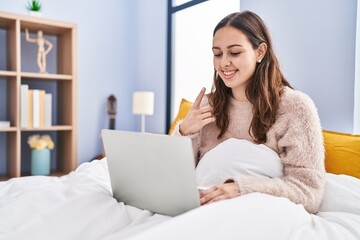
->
xmin=130 ymin=0 xmax=167 ymax=134
xmin=354 ymin=0 xmax=360 ymax=134
xmin=241 ymin=0 xmax=357 ymax=133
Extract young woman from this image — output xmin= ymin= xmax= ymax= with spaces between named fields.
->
xmin=173 ymin=11 xmax=325 ymax=214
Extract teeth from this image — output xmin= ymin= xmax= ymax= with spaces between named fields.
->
xmin=224 ymin=71 xmax=235 ymax=76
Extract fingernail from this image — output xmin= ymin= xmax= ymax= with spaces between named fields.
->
xmin=202 ymin=87 xmax=205 ymax=92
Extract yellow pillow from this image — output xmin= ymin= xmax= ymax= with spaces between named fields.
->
xmin=168 ymin=98 xmax=193 ymax=135
xmin=323 ymin=130 xmax=360 ymax=178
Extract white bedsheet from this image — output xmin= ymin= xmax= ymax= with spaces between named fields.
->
xmin=0 ymin=156 xmax=360 ymax=239
xmin=0 ymin=160 xmax=170 ymax=240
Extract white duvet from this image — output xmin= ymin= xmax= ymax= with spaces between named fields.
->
xmin=0 ymin=139 xmax=360 ymax=240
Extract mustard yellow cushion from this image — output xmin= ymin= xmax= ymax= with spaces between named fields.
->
xmin=323 ymin=130 xmax=360 ymax=178
xmin=168 ymin=99 xmax=193 ymax=135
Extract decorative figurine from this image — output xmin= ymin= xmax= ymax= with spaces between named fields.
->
xmin=25 ymin=28 xmax=53 ymax=73
xmin=107 ymin=95 xmax=117 ymax=130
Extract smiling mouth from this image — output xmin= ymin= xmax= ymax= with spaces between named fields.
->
xmin=222 ymin=70 xmax=237 ymax=79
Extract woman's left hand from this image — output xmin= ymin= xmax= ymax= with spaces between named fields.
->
xmin=200 ymin=182 xmax=240 ymax=205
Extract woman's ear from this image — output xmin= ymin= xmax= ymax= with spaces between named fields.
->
xmin=256 ymin=43 xmax=267 ymax=62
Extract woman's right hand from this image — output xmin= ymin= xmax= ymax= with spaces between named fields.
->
xmin=179 ymin=88 xmax=215 ymax=136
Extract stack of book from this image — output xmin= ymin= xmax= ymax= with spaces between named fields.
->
xmin=0 ymin=121 xmax=10 ymax=128
xmin=20 ymin=84 xmax=52 ymax=128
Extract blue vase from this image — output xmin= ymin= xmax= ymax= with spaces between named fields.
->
xmin=31 ymin=148 xmax=50 ymax=175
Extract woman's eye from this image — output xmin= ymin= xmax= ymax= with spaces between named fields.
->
xmin=231 ymin=52 xmax=241 ymax=56
xmin=213 ymin=53 xmax=222 ymax=57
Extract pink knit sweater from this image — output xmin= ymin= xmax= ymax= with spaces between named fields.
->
xmin=173 ymin=87 xmax=325 ymax=213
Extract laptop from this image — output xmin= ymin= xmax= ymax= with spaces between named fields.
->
xmin=101 ymin=129 xmax=200 ymax=216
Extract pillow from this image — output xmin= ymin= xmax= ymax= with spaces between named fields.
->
xmin=168 ymin=98 xmax=193 ymax=135
xmin=323 ymin=130 xmax=360 ymax=178
xmin=196 ymin=138 xmax=282 ymax=189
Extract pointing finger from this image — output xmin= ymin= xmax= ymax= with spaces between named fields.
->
xmin=193 ymin=87 xmax=206 ymax=109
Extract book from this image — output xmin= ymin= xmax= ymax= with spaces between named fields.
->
xmin=44 ymin=93 xmax=52 ymax=127
xmin=32 ymin=89 xmax=40 ymax=128
xmin=0 ymin=121 xmax=10 ymax=128
xmin=20 ymin=84 xmax=29 ymax=128
xmin=28 ymin=89 xmax=33 ymax=128
xmin=39 ymin=90 xmax=45 ymax=127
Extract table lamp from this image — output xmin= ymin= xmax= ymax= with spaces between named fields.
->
xmin=132 ymin=91 xmax=155 ymax=133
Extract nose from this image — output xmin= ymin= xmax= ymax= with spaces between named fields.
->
xmin=220 ymin=55 xmax=231 ymax=68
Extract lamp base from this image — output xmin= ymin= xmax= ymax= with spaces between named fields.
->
xmin=141 ymin=115 xmax=145 ymax=133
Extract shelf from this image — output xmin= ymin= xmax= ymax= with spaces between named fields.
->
xmin=0 ymin=17 xmax=14 ymax=28
xmin=0 ymin=176 xmax=10 ymax=182
xmin=0 ymin=11 xmax=77 ymax=181
xmin=0 ymin=70 xmax=17 ymax=77
xmin=21 ymin=125 xmax=73 ymax=131
xmin=19 ymin=170 xmax=69 ymax=178
xmin=50 ymin=171 xmax=69 ymax=177
xmin=1 ymin=11 xmax=75 ymax=34
xmin=21 ymin=72 xmax=72 ymax=80
xmin=20 ymin=19 xmax=75 ymax=36
xmin=0 ymin=127 xmax=17 ymax=132
xmin=0 ymin=172 xmax=66 ymax=181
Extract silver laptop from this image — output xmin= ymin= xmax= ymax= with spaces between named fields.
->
xmin=101 ymin=129 xmax=200 ymax=216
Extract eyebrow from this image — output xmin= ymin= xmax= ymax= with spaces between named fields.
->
xmin=212 ymin=44 xmax=244 ymax=50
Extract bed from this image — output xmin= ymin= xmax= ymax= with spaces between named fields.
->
xmin=2 ymin=95 xmax=360 ymax=239
xmin=1 ymin=148 xmax=360 ymax=240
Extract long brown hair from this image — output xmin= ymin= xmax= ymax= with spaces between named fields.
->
xmin=208 ymin=11 xmax=292 ymax=143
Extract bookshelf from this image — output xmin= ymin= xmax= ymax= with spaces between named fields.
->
xmin=0 ymin=11 xmax=77 ymax=180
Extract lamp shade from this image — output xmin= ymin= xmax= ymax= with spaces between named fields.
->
xmin=132 ymin=91 xmax=155 ymax=115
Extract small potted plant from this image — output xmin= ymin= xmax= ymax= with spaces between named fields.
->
xmin=26 ymin=0 xmax=42 ymax=17
xmin=28 ymin=134 xmax=54 ymax=175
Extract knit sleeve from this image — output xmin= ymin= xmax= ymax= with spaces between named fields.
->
xmin=231 ymin=91 xmax=325 ymax=213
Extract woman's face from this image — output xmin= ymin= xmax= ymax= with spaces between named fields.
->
xmin=212 ymin=26 xmax=260 ymax=99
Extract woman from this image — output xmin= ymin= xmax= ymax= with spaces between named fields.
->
xmin=173 ymin=11 xmax=325 ymax=214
